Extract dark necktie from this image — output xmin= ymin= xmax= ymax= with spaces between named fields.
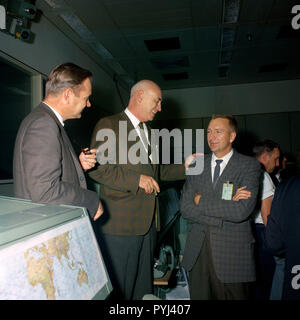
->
xmin=213 ymin=159 xmax=223 ymax=186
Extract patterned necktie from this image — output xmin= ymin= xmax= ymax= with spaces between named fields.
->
xmin=213 ymin=159 xmax=223 ymax=186
xmin=138 ymin=122 xmax=151 ymax=159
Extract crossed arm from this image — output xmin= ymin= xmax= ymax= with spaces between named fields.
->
xmin=180 ymin=160 xmax=261 ymax=225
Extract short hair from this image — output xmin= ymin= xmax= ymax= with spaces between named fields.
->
xmin=45 ymin=62 xmax=92 ymax=97
xmin=211 ymin=114 xmax=238 ymax=133
xmin=253 ymin=139 xmax=279 ymax=158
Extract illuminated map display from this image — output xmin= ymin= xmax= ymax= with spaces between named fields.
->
xmin=0 ymin=217 xmax=108 ymax=300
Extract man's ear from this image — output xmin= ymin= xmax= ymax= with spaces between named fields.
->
xmin=136 ymin=89 xmax=144 ymax=104
xmin=62 ymin=88 xmax=73 ymax=104
xmin=261 ymin=152 xmax=270 ymax=163
xmin=230 ymin=131 xmax=237 ymax=143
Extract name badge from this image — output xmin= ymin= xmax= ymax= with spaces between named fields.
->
xmin=222 ymin=181 xmax=233 ymax=200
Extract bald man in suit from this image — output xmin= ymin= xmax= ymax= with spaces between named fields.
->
xmin=89 ymin=80 xmax=196 ymax=299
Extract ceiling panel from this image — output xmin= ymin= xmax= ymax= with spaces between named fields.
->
xmin=38 ymin=0 xmax=300 ymax=90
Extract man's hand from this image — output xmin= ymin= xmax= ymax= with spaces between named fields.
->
xmin=79 ymin=148 xmax=97 ymax=170
xmin=232 ymin=186 xmax=251 ymax=201
xmin=93 ymin=202 xmax=104 ymax=221
xmin=139 ymin=174 xmax=160 ymax=195
xmin=194 ymin=192 xmax=202 ymax=206
xmin=185 ymin=153 xmax=204 ymax=170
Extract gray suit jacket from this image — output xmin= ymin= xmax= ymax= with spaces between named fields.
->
xmin=13 ymin=103 xmax=99 ymax=217
xmin=180 ymin=150 xmax=261 ymax=283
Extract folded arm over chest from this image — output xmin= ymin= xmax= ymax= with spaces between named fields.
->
xmin=180 ymin=157 xmax=261 ymax=225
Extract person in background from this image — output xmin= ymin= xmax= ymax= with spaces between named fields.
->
xmin=13 ymin=62 xmax=103 ymax=221
xmin=268 ymin=150 xmax=288 ymax=300
xmin=296 ymin=149 xmax=300 ymax=174
xmin=252 ymin=140 xmax=280 ymax=300
xmin=270 ymin=151 xmax=286 ymax=187
xmin=265 ymin=174 xmax=300 ymax=300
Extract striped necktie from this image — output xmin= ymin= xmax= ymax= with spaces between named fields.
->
xmin=138 ymin=122 xmax=151 ymax=159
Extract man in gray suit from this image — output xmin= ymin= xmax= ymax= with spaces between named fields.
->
xmin=180 ymin=114 xmax=261 ymax=299
xmin=13 ymin=62 xmax=103 ymax=221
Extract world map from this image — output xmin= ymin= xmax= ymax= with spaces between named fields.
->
xmin=0 ymin=217 xmax=107 ymax=299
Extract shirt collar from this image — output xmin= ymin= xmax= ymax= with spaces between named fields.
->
xmin=124 ymin=107 xmax=141 ymax=129
xmin=212 ymin=149 xmax=233 ymax=166
xmin=43 ymin=102 xmax=64 ymax=126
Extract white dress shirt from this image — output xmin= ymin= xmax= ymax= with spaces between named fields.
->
xmin=124 ymin=107 xmax=150 ymax=151
xmin=254 ymin=171 xmax=275 ymax=224
xmin=211 ymin=149 xmax=233 ymax=182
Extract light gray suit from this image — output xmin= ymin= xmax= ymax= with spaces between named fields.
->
xmin=13 ymin=103 xmax=99 ymax=217
xmin=180 ymin=150 xmax=261 ymax=283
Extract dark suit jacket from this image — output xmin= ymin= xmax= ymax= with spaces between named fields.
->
xmin=13 ymin=103 xmax=99 ymax=217
xmin=88 ymin=111 xmax=185 ymax=236
xmin=265 ymin=174 xmax=300 ymax=300
xmin=180 ymin=150 xmax=261 ymax=283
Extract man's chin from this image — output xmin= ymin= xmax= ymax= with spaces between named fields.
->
xmin=150 ymin=113 xmax=156 ymax=120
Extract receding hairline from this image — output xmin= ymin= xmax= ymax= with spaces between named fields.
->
xmin=210 ymin=114 xmax=238 ymax=133
xmin=45 ymin=62 xmax=92 ymax=97
xmin=130 ymin=80 xmax=160 ymax=97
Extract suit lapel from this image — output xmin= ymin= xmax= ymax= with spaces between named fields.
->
xmin=146 ymin=123 xmax=159 ymax=169
xmin=40 ymin=103 xmax=87 ymax=188
xmin=214 ymin=150 xmax=238 ymax=188
xmin=61 ymin=129 xmax=87 ymax=188
xmin=204 ymin=154 xmax=213 ymax=187
xmin=121 ymin=111 xmax=154 ymax=175
xmin=219 ymin=150 xmax=237 ymax=181
xmin=120 ymin=111 xmax=136 ymax=151
xmin=206 ymin=150 xmax=237 ymax=189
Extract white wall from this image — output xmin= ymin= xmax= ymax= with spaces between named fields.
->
xmin=162 ymin=79 xmax=300 ymax=119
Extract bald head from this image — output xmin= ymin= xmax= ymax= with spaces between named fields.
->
xmin=130 ymin=80 xmax=160 ymax=97
xmin=128 ymin=80 xmax=162 ymax=122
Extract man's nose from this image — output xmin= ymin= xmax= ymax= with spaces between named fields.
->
xmin=208 ymin=132 xmax=216 ymax=140
xmin=86 ymin=100 xmax=91 ymax=107
xmin=156 ymin=102 xmax=161 ymax=112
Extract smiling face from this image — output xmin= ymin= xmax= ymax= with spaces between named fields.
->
xmin=129 ymin=80 xmax=162 ymax=122
xmin=140 ymin=84 xmax=162 ymax=122
xmin=207 ymin=118 xmax=236 ymax=158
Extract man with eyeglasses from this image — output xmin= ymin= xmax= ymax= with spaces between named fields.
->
xmin=89 ymin=80 xmax=195 ymax=300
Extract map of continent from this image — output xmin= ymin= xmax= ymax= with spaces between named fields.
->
xmin=24 ymin=232 xmax=89 ymax=300
xmin=0 ymin=217 xmax=107 ymax=300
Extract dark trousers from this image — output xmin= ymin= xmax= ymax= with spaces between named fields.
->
xmin=189 ymin=233 xmax=254 ymax=300
xmin=254 ymin=223 xmax=276 ymax=300
xmin=98 ymin=221 xmax=157 ymax=300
